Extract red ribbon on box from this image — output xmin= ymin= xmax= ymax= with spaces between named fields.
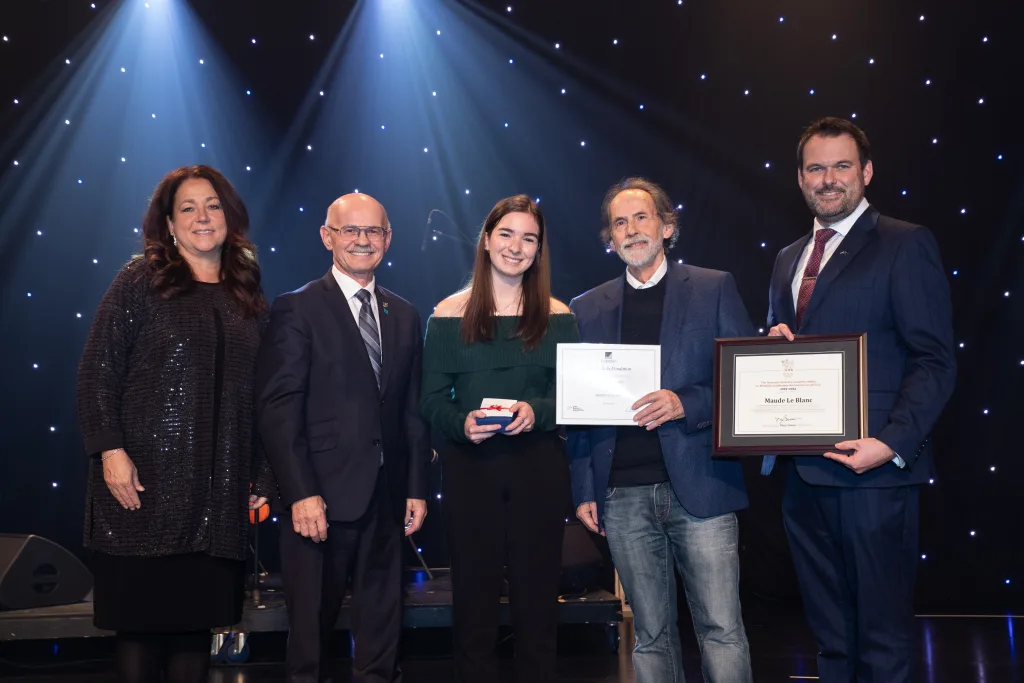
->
xmin=482 ymin=405 xmax=513 ymax=412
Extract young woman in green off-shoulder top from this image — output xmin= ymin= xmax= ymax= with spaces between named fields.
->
xmin=421 ymin=195 xmax=578 ymax=683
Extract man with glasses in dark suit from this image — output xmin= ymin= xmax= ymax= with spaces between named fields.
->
xmin=256 ymin=193 xmax=431 ymax=683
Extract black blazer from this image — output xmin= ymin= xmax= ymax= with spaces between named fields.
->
xmin=766 ymin=206 xmax=956 ymax=487
xmin=255 ymin=271 xmax=431 ymax=522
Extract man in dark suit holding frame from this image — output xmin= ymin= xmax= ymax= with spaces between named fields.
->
xmin=763 ymin=117 xmax=956 ymax=682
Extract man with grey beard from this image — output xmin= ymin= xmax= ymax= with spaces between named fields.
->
xmin=566 ymin=178 xmax=755 ymax=683
xmin=762 ymin=117 xmax=955 ymax=682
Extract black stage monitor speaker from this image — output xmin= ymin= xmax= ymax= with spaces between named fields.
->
xmin=0 ymin=534 xmax=93 ymax=611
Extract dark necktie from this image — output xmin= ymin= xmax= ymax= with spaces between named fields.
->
xmin=354 ymin=289 xmax=381 ymax=387
xmin=795 ymin=227 xmax=837 ymax=329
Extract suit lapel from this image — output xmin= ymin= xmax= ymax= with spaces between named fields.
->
xmin=376 ymin=286 xmax=395 ymax=395
xmin=800 ymin=207 xmax=879 ymax=327
xmin=659 ymin=263 xmax=693 ymax=379
xmin=319 ymin=272 xmax=378 ymax=391
xmin=601 ymin=276 xmax=625 ymax=344
xmin=774 ymin=237 xmax=809 ymax=327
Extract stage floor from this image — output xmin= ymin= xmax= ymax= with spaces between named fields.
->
xmin=0 ymin=588 xmax=1020 ymax=682
xmin=0 ymin=569 xmax=622 ymax=641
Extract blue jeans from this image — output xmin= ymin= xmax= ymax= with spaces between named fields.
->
xmin=603 ymin=483 xmax=752 ymax=683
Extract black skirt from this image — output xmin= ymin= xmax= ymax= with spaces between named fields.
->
xmin=91 ymin=551 xmax=244 ymax=632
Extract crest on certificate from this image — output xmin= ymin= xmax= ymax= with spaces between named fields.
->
xmin=781 ymin=358 xmax=795 ymax=378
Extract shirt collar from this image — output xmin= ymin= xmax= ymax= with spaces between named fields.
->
xmin=332 ymin=265 xmax=376 ymax=301
xmin=625 ymin=252 xmax=669 ymax=290
xmin=813 ymin=197 xmax=870 ymax=238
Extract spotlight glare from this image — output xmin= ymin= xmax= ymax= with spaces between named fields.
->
xmin=555 ymin=42 xmax=560 ymax=49
xmin=310 ymin=35 xmax=315 ymax=41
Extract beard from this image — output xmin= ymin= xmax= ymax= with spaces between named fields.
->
xmin=615 ymin=237 xmax=663 ymax=269
xmin=803 ymin=182 xmax=863 ymax=224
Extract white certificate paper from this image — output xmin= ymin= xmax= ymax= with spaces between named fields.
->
xmin=732 ymin=352 xmax=844 ymax=435
xmin=556 ymin=344 xmax=661 ymax=426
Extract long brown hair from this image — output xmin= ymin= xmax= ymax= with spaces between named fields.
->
xmin=460 ymin=195 xmax=551 ymax=350
xmin=141 ymin=165 xmax=266 ymax=318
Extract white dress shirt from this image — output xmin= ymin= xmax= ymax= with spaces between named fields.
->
xmin=332 ymin=265 xmax=384 ymax=466
xmin=625 ymin=253 xmax=669 ymax=290
xmin=789 ymin=198 xmax=870 ymax=307
xmin=788 ymin=199 xmax=904 ymax=469
xmin=332 ymin=265 xmax=382 ymax=352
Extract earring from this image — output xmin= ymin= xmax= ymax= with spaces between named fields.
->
xmin=170 ymin=232 xmax=177 ymax=247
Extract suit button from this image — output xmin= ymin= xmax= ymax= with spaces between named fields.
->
xmin=380 ymin=399 xmax=384 ymax=406
xmin=373 ymin=439 xmax=381 ymax=446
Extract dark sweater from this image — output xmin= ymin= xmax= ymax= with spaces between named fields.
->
xmin=76 ymin=258 xmax=273 ymax=560
xmin=611 ymin=279 xmax=670 ymax=487
xmin=420 ymin=314 xmax=579 ymax=443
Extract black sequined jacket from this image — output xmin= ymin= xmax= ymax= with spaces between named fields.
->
xmin=76 ymin=258 xmax=274 ymax=560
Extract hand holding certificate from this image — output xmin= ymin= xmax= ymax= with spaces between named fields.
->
xmin=556 ymin=344 xmax=661 ymax=426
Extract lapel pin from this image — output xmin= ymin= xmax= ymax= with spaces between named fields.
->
xmin=382 ymin=302 xmax=389 ymax=315
xmin=839 ymin=250 xmax=849 ymax=255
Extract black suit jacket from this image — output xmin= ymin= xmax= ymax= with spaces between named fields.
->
xmin=766 ymin=206 xmax=956 ymax=487
xmin=255 ymin=271 xmax=431 ymax=522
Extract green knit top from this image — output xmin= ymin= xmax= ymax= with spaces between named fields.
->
xmin=420 ymin=313 xmax=579 ymax=444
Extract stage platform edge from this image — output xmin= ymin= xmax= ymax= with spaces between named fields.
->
xmin=0 ymin=570 xmax=623 ymax=642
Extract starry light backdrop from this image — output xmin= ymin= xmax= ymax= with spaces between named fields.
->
xmin=0 ymin=0 xmax=1020 ymax=611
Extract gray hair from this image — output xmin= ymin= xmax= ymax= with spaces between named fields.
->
xmin=600 ymin=177 xmax=679 ymax=250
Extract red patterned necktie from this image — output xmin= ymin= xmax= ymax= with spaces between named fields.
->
xmin=795 ymin=227 xmax=837 ymax=329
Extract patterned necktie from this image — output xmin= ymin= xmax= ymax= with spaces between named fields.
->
xmin=354 ymin=289 xmax=382 ymax=387
xmin=794 ymin=227 xmax=837 ymax=329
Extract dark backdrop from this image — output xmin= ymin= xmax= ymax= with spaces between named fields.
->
xmin=0 ymin=0 xmax=1020 ymax=611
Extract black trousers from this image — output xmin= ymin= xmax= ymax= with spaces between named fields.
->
xmin=279 ymin=469 xmax=403 ymax=683
xmin=443 ymin=431 xmax=572 ymax=683
xmin=783 ymin=460 xmax=920 ymax=683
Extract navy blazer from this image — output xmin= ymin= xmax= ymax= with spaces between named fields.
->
xmin=566 ymin=262 xmax=755 ymax=527
xmin=255 ymin=272 xmax=431 ymax=522
xmin=766 ymin=206 xmax=956 ymax=487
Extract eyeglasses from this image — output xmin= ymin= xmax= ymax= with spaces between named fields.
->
xmin=325 ymin=224 xmax=390 ymax=242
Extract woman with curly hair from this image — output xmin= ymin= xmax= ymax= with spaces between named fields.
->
xmin=76 ymin=165 xmax=273 ymax=683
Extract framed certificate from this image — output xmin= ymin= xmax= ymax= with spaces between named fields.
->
xmin=556 ymin=343 xmax=661 ymax=426
xmin=713 ymin=334 xmax=867 ymax=455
